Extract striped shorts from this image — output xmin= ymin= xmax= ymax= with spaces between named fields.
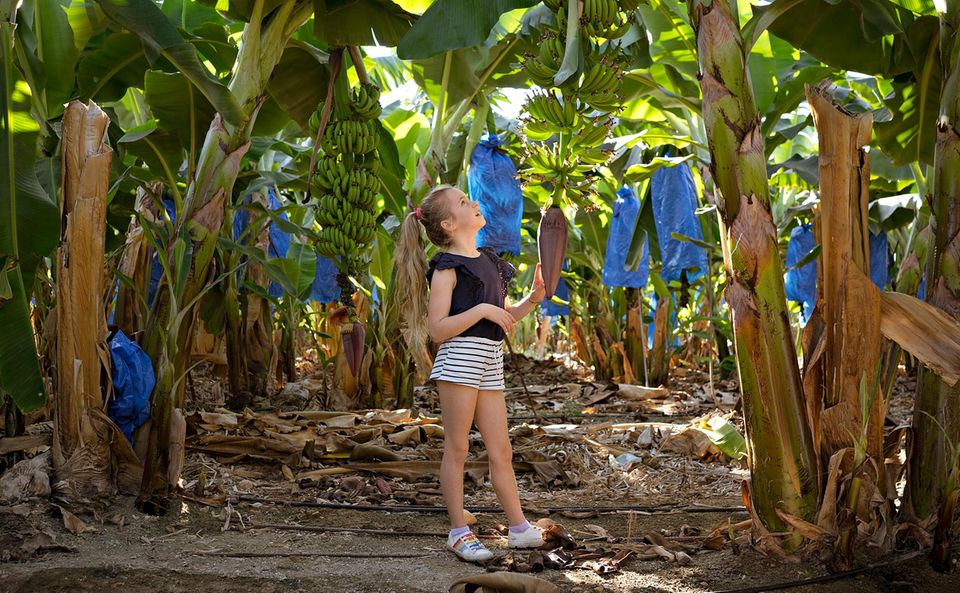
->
xmin=429 ymin=336 xmax=505 ymax=391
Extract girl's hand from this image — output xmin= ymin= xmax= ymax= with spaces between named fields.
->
xmin=482 ymin=303 xmax=516 ymax=335
xmin=530 ymin=263 xmax=546 ymax=304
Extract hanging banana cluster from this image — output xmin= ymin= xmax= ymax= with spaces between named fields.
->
xmin=519 ymin=0 xmax=637 ymax=204
xmin=311 ymin=82 xmax=383 ymax=264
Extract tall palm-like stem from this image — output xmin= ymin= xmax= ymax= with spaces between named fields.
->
xmin=689 ymin=0 xmax=818 ymax=548
xmin=906 ymin=0 xmax=960 ymax=572
xmin=137 ymin=1 xmax=313 ymax=513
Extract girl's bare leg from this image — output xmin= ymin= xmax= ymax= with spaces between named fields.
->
xmin=438 ymin=380 xmax=479 ymax=528
xmin=474 ymin=390 xmax=525 ymax=526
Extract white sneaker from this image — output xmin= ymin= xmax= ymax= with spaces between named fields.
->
xmin=507 ymin=524 xmax=545 ymax=548
xmin=447 ymin=531 xmax=494 ymax=562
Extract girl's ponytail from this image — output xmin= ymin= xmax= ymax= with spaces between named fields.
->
xmin=395 ymin=210 xmax=433 ymax=381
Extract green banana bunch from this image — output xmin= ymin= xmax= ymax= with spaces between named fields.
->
xmin=582 ymin=0 xmax=621 ymax=33
xmin=350 ymin=82 xmax=382 ymax=121
xmin=537 ymin=34 xmax=565 ymax=71
xmin=523 ymin=56 xmax=557 ymax=87
xmin=311 ymin=82 xmax=383 ymax=265
xmin=321 ymin=120 xmax=378 ymax=156
xmin=517 ymin=0 xmax=631 ymax=206
xmin=578 ymin=60 xmax=621 ymax=95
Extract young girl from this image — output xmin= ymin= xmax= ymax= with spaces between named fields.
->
xmin=397 ymin=184 xmax=546 ymax=562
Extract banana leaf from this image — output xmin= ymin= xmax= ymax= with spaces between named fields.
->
xmin=144 ymin=70 xmax=216 ymax=159
xmin=77 ymin=32 xmax=151 ymax=103
xmin=96 ymin=0 xmax=244 ymax=126
xmin=397 ymin=0 xmax=539 ymax=59
xmin=266 ymin=41 xmax=329 ymax=134
xmin=313 ymin=0 xmax=416 ymax=47
xmin=0 ymin=20 xmax=58 ymax=411
xmin=761 ymin=0 xmax=941 ymax=165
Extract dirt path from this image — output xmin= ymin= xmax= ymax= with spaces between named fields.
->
xmin=3 ymin=365 xmax=959 ymax=592
xmin=3 ymin=489 xmax=958 ymax=592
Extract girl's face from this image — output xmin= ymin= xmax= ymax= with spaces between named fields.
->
xmin=441 ymin=189 xmax=485 ymax=235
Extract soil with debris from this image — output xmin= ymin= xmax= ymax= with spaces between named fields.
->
xmin=1 ymin=358 xmax=958 ymax=593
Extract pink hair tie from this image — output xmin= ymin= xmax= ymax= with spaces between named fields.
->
xmin=414 ymin=207 xmax=423 ymax=221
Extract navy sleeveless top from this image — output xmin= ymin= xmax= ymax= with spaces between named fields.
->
xmin=426 ymin=247 xmax=516 ymax=341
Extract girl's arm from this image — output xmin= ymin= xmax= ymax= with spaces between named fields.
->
xmin=506 ymin=263 xmax=545 ymax=321
xmin=428 ymin=269 xmax=515 ymax=342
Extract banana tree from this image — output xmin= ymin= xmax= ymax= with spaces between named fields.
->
xmin=96 ymin=0 xmax=433 ymax=510
xmin=689 ymin=0 xmax=819 ymax=548
xmin=906 ymin=0 xmax=960 ymax=572
xmin=95 ymin=0 xmax=315 ymax=512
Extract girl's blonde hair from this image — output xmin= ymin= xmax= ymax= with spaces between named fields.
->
xmin=394 ymin=184 xmax=457 ymax=378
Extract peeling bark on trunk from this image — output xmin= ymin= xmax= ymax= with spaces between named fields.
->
xmin=690 ymin=0 xmax=818 ymax=547
xmin=242 ymin=194 xmax=276 ymax=399
xmin=224 ymin=191 xmax=275 ymax=403
xmin=804 ymin=83 xmax=885 ymax=464
xmin=624 ymin=288 xmax=648 ymax=385
xmin=115 ymin=185 xmax=161 ymax=338
xmin=648 ymin=296 xmax=670 ymax=387
xmin=52 ymin=101 xmax=113 ymax=503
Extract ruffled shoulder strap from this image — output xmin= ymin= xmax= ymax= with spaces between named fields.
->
xmin=427 ymin=252 xmax=458 ymax=284
xmin=427 ymin=252 xmax=484 ymax=287
xmin=479 ymin=247 xmax=516 ymax=296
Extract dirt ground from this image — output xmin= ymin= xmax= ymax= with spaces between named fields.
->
xmin=2 ymin=359 xmax=959 ymax=593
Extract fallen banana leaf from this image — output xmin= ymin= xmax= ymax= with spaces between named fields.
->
xmin=55 ymin=505 xmax=94 ymax=535
xmin=696 ymin=416 xmax=747 ymax=460
xmin=187 ymin=435 xmax=301 ymax=460
xmin=387 ymin=425 xmax=424 ymax=446
xmin=660 ymin=427 xmax=722 ymax=460
xmin=349 ymin=442 xmax=404 ymax=462
xmin=0 ymin=451 xmax=51 ymax=504
xmin=590 ymin=549 xmax=633 ymax=574
xmin=0 ymin=434 xmax=51 ymax=455
xmin=615 ymin=384 xmax=670 ymax=400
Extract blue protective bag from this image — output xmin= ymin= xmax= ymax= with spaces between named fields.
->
xmin=542 ymin=261 xmax=570 ymax=317
xmin=310 ymin=255 xmax=340 ymax=304
xmin=869 ymin=231 xmax=890 ymax=290
xmin=147 ymin=198 xmax=177 ymax=306
xmin=470 ymin=134 xmax=523 ymax=255
xmin=107 ymin=331 xmax=155 ymax=443
xmin=602 ymin=186 xmax=649 ymax=289
xmin=785 ymin=226 xmax=891 ymax=324
xmin=232 ymin=187 xmax=291 ymax=298
xmin=650 ymin=162 xmax=707 ymax=283
xmin=785 ymin=223 xmax=818 ymax=322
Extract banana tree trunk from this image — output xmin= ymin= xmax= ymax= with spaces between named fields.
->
xmin=52 ymin=100 xmax=113 ymax=503
xmin=137 ymin=2 xmax=312 ymax=513
xmin=624 ymin=287 xmax=648 ymax=386
xmin=689 ymin=0 xmax=818 ymax=547
xmin=804 ymin=83 xmax=885 ymax=463
xmin=648 ymin=295 xmax=671 ymax=387
xmin=115 ymin=184 xmax=161 ymax=337
xmin=242 ymin=192 xmax=276 ymax=399
xmin=805 ymin=82 xmax=891 ymax=571
xmin=906 ymin=2 xmax=960 ymax=572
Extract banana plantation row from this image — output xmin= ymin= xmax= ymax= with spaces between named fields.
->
xmin=1 ymin=0 xmax=959 ymax=575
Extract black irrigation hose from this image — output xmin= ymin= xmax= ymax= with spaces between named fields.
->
xmin=233 ymin=495 xmax=745 ymax=515
xmin=709 ymin=549 xmax=936 ymax=593
xmin=506 ymin=413 xmax=694 ymax=422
